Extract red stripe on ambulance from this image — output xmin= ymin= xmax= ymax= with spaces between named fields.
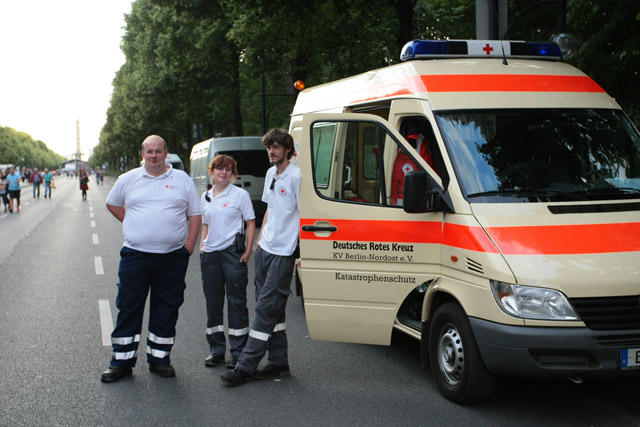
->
xmin=419 ymin=74 xmax=606 ymax=93
xmin=300 ymin=219 xmax=640 ymax=255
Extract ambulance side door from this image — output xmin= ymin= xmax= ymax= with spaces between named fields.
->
xmin=298 ymin=113 xmax=443 ymax=346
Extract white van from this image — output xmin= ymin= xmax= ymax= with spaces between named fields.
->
xmin=189 ymin=136 xmax=269 ymax=218
xmin=166 ymin=153 xmax=184 ymax=171
xmin=140 ymin=153 xmax=184 ymax=170
xmin=290 ymin=40 xmax=640 ymax=404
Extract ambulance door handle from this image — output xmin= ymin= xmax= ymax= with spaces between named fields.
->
xmin=344 ymin=166 xmax=352 ymax=185
xmin=302 ymin=225 xmax=338 ymax=232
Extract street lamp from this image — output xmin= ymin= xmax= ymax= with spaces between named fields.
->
xmin=260 ymin=74 xmax=305 ymax=134
xmin=502 ymin=0 xmax=579 ymax=58
xmin=548 ymin=0 xmax=579 ymax=58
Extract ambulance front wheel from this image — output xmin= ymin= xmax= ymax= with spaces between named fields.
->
xmin=428 ymin=302 xmax=497 ymax=404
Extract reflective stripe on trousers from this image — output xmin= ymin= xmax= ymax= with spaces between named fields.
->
xmin=235 ymin=247 xmax=294 ymax=375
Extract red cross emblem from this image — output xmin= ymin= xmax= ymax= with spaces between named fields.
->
xmin=402 ymin=163 xmax=414 ymax=175
xmin=483 ymin=43 xmax=494 ymax=55
xmin=222 ymin=202 xmax=229 ymax=208
xmin=279 ymin=187 xmax=286 ymax=195
xmin=165 ymin=185 xmax=170 ymax=188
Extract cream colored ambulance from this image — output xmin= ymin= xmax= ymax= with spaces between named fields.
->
xmin=289 ymin=40 xmax=640 ymax=404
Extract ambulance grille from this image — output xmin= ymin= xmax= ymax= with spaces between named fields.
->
xmin=465 ymin=258 xmax=484 ymax=274
xmin=569 ymin=295 xmax=640 ymax=331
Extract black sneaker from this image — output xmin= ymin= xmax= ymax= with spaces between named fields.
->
xmin=220 ymin=368 xmax=252 ymax=386
xmin=226 ymin=355 xmax=239 ymax=369
xmin=255 ymin=364 xmax=290 ymax=380
xmin=205 ymin=353 xmax=225 ymax=367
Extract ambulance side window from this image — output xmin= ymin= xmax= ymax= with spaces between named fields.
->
xmin=311 ymin=119 xmax=414 ymax=207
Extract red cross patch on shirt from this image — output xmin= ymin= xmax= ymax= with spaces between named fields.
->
xmin=279 ymin=187 xmax=286 ymax=196
xmin=402 ymin=163 xmax=414 ymax=175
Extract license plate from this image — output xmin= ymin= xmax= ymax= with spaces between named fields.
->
xmin=620 ymin=348 xmax=640 ymax=369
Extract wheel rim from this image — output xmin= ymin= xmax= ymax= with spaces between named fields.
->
xmin=437 ymin=324 xmax=464 ymax=385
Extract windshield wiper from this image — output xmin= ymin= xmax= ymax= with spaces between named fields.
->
xmin=467 ymin=188 xmax=587 ymax=200
xmin=571 ymin=187 xmax=640 ymax=197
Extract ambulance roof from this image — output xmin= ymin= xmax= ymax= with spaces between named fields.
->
xmin=292 ymin=40 xmax=619 ymax=114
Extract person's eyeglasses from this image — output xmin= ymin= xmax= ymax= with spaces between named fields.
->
xmin=270 ymin=177 xmax=276 ymax=190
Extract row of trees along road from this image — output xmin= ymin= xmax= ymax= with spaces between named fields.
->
xmin=90 ymin=0 xmax=640 ymax=173
xmin=0 ymin=126 xmax=66 ymax=170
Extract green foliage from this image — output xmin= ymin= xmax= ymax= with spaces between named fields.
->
xmin=0 ymin=126 xmax=66 ymax=170
xmin=568 ymin=0 xmax=640 ymax=127
xmin=414 ymin=0 xmax=475 ymax=40
xmin=92 ymin=0 xmax=640 ymax=172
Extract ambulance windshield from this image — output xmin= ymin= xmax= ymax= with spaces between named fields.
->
xmin=436 ymin=109 xmax=640 ymax=202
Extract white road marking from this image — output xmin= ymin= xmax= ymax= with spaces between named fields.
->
xmin=90 ymin=220 xmax=96 ymax=228
xmin=98 ymin=300 xmax=114 ymax=347
xmin=89 ymin=207 xmax=94 ymax=212
xmin=92 ymin=234 xmax=99 ymax=244
xmin=94 ymin=256 xmax=104 ymax=275
xmin=90 ymin=212 xmax=95 ymax=218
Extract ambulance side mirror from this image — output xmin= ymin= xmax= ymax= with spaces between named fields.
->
xmin=403 ymin=171 xmax=442 ymax=213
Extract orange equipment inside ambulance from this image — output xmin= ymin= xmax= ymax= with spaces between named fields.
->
xmin=289 ymin=39 xmax=640 ymax=404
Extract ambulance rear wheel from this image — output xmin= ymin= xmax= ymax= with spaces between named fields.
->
xmin=428 ymin=302 xmax=497 ymax=404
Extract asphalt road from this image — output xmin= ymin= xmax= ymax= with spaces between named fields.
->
xmin=1 ymin=175 xmax=639 ymax=427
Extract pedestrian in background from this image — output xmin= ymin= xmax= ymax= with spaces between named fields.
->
xmin=199 ymin=154 xmax=256 ymax=369
xmin=101 ymin=135 xmax=202 ymax=383
xmin=79 ymin=168 xmax=89 ymax=201
xmin=221 ymin=128 xmax=300 ymax=387
xmin=6 ymin=167 xmax=21 ymax=213
xmin=43 ymin=169 xmax=54 ymax=199
xmin=30 ymin=167 xmax=42 ymax=198
xmin=0 ymin=170 xmax=10 ymax=212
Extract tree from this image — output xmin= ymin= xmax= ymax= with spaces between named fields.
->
xmin=92 ymin=0 xmax=640 ymax=173
xmin=0 ymin=126 xmax=66 ymax=170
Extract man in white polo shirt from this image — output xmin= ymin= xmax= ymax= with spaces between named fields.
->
xmin=221 ymin=128 xmax=300 ymax=386
xmin=101 ymin=135 xmax=202 ymax=383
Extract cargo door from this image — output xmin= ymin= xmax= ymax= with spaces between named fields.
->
xmin=299 ymin=113 xmax=443 ymax=345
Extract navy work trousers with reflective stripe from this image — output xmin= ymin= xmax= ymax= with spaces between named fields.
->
xmin=200 ymin=246 xmax=249 ymax=357
xmin=236 ymin=247 xmax=295 ymax=375
xmin=110 ymin=246 xmax=190 ymax=367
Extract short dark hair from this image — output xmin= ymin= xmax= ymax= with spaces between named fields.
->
xmin=262 ymin=128 xmax=294 ymax=160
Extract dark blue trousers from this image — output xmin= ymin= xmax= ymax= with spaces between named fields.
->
xmin=110 ymin=246 xmax=190 ymax=367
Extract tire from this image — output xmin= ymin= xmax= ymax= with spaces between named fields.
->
xmin=428 ymin=302 xmax=497 ymax=404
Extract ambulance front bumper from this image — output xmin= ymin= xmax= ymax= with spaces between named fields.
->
xmin=469 ymin=317 xmax=640 ymax=378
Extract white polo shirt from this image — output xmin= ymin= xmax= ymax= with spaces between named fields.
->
xmin=259 ymin=163 xmax=301 ymax=256
xmin=107 ymin=165 xmax=202 ymax=253
xmin=201 ymin=184 xmax=255 ymax=252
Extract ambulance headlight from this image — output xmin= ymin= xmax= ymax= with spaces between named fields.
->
xmin=490 ymin=281 xmax=578 ymax=320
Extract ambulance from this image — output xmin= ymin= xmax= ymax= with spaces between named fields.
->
xmin=289 ymin=40 xmax=640 ymax=404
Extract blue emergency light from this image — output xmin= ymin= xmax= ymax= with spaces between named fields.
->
xmin=400 ymin=40 xmax=563 ymax=61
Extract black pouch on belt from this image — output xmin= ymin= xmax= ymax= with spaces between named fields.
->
xmin=233 ymin=232 xmax=246 ymax=253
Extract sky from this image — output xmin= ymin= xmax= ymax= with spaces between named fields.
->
xmin=0 ymin=1 xmax=134 ymax=160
